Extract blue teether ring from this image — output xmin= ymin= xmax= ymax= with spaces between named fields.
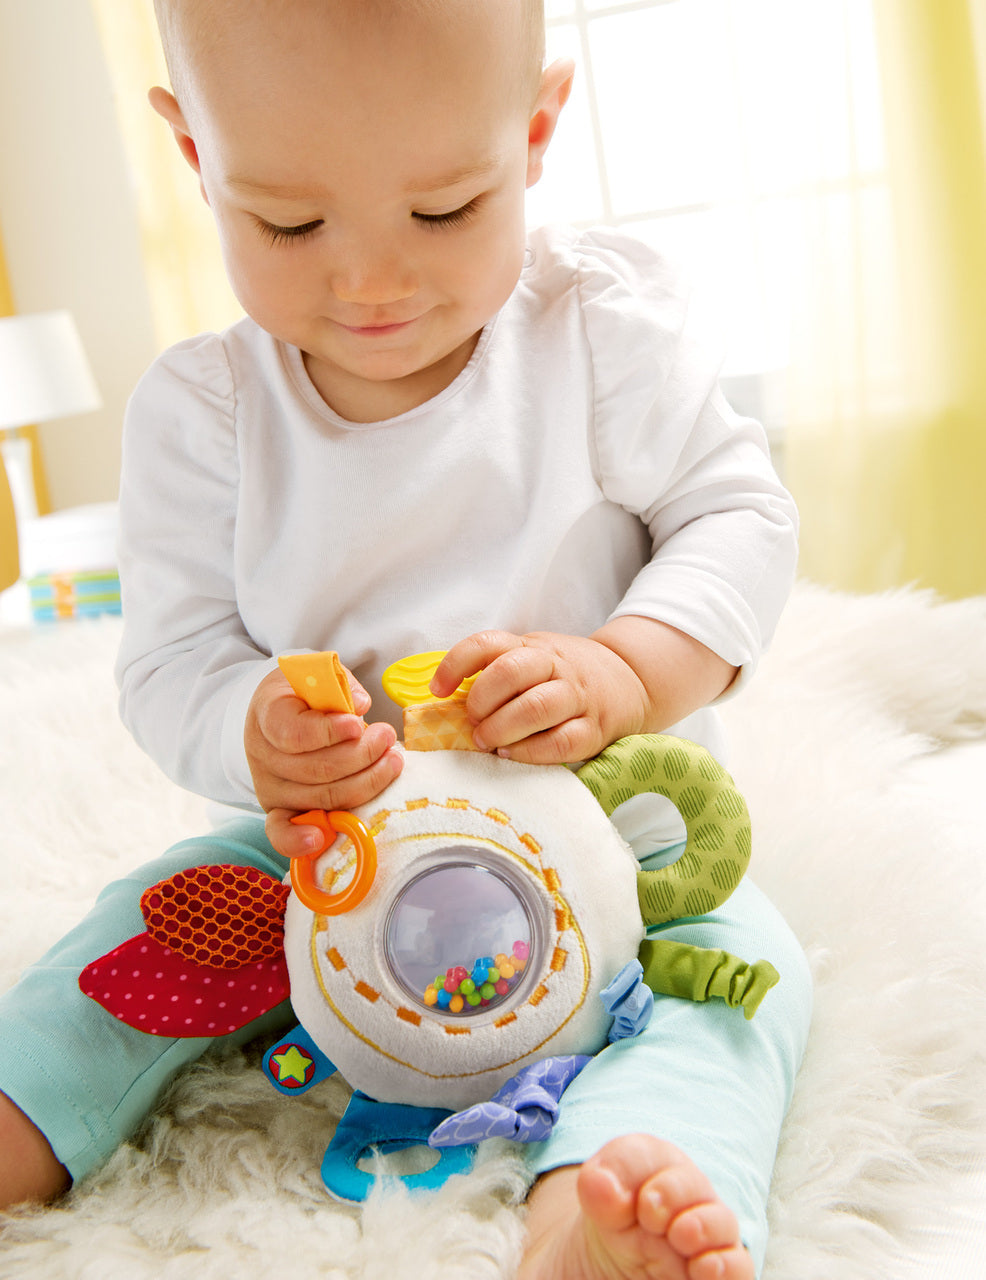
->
xmin=320 ymin=1092 xmax=477 ymax=1202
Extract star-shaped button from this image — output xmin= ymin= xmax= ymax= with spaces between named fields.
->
xmin=270 ymin=1043 xmax=315 ymax=1087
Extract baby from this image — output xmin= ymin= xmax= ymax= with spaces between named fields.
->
xmin=0 ymin=3 xmax=811 ymax=1278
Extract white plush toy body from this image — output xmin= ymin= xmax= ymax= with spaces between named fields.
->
xmin=284 ymin=748 xmax=644 ymax=1111
xmin=81 ymin=652 xmax=776 ymax=1199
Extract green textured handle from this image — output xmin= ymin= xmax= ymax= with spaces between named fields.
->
xmin=576 ymin=734 xmax=752 ymax=927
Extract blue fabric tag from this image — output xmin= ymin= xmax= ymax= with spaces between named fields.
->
xmin=429 ymin=1054 xmax=591 ymax=1147
xmin=263 ymin=1023 xmax=337 ymax=1094
xmin=601 ymin=958 xmax=654 ymax=1042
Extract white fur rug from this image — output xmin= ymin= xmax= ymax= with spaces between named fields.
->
xmin=1 ymin=582 xmax=985 ymax=1280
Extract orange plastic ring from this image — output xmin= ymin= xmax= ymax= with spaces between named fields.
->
xmin=289 ymin=810 xmax=377 ymax=915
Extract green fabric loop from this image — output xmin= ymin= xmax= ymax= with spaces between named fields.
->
xmin=576 ymin=735 xmax=753 ymax=927
xmin=638 ymin=938 xmax=780 ymax=1020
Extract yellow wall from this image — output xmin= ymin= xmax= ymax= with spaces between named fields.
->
xmin=0 ymin=221 xmax=55 ymax=589
xmin=0 ymin=227 xmax=20 ymax=587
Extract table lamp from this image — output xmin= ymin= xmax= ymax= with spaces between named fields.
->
xmin=0 ymin=311 xmax=102 ymax=532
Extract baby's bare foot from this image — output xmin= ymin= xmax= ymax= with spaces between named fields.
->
xmin=518 ymin=1134 xmax=754 ymax=1280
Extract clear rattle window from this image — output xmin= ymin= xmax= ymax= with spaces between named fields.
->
xmin=383 ymin=851 xmax=537 ymax=1018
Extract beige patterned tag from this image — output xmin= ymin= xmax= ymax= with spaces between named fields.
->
xmin=403 ymin=698 xmax=482 ymax=752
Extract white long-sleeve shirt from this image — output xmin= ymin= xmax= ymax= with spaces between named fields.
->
xmin=116 ymin=225 xmax=798 ymax=812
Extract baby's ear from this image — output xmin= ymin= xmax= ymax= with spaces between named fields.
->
xmin=526 ymin=57 xmax=575 ymax=188
xmin=148 ymin=85 xmax=207 ymax=193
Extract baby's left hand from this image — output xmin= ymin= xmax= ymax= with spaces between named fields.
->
xmin=430 ymin=631 xmax=650 ymax=764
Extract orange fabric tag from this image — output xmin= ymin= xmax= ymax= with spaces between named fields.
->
xmin=278 ymin=651 xmax=355 ymax=713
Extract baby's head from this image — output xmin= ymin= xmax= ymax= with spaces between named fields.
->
xmin=156 ymin=0 xmax=548 ymax=121
xmin=151 ymin=0 xmax=572 ymax=421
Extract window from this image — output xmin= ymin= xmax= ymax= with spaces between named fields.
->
xmin=528 ymin=0 xmax=894 ymax=436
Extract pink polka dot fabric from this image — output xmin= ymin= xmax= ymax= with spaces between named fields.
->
xmin=79 ymin=930 xmax=290 ymax=1037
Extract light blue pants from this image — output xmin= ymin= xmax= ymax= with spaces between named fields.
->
xmin=527 ymin=868 xmax=812 ymax=1273
xmin=0 ymin=818 xmax=810 ymax=1275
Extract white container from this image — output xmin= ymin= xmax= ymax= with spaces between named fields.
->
xmin=18 ymin=501 xmax=118 ymax=579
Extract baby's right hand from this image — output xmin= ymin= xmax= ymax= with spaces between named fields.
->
xmin=245 ymin=667 xmax=403 ymax=859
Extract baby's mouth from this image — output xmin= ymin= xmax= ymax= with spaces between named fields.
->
xmin=338 ymin=313 xmax=422 ymax=336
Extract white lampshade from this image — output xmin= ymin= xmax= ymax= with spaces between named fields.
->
xmin=0 ymin=311 xmax=102 ymax=431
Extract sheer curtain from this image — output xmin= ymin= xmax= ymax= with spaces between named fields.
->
xmin=530 ymin=0 xmax=986 ymax=598
xmin=783 ymin=0 xmax=986 ymax=598
xmin=92 ymin=0 xmax=986 ymax=598
xmin=89 ymin=0 xmax=241 ymax=350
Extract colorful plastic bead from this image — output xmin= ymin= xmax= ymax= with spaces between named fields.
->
xmin=419 ymin=938 xmax=533 ymax=1014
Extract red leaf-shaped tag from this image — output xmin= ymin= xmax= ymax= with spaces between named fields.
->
xmin=79 ymin=931 xmax=290 ymax=1037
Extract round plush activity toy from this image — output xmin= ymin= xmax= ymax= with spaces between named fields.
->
xmin=81 ymin=650 xmax=778 ymax=1201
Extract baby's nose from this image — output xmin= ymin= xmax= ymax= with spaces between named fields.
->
xmin=330 ymin=245 xmax=416 ymax=305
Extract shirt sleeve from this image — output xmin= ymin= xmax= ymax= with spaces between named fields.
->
xmin=575 ymin=228 xmax=799 ymax=694
xmin=114 ymin=333 xmax=275 ymax=810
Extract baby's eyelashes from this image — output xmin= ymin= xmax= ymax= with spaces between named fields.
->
xmin=254 ymin=217 xmax=324 ymax=246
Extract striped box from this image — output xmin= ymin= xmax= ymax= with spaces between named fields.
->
xmin=27 ymin=568 xmax=121 ymax=622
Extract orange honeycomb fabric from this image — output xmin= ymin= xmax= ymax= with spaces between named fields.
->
xmin=140 ymin=865 xmax=290 ymax=970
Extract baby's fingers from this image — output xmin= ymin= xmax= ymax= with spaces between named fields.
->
xmin=488 ymin=716 xmax=597 ymax=766
xmin=430 ymin=631 xmax=528 ymax=701
xmin=266 ymin=808 xmax=322 ymax=859
xmin=257 ymin=673 xmax=365 ymax=755
xmin=263 ymin=738 xmax=404 ymax=859
xmin=470 ymin=676 xmax=578 ymax=752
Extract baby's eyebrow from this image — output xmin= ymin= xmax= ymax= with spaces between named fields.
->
xmin=226 ymin=176 xmax=323 ymax=201
xmin=226 ymin=155 xmax=502 ymax=203
xmin=407 ymin=155 xmax=503 ymax=195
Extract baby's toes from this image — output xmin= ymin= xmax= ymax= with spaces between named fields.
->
xmin=578 ymin=1134 xmax=690 ymax=1233
xmin=667 ymin=1201 xmax=742 ymax=1259
xmin=638 ymin=1165 xmax=753 ymax=1279
xmin=688 ymin=1243 xmax=755 ymax=1280
xmin=636 ymin=1160 xmax=719 ymax=1236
